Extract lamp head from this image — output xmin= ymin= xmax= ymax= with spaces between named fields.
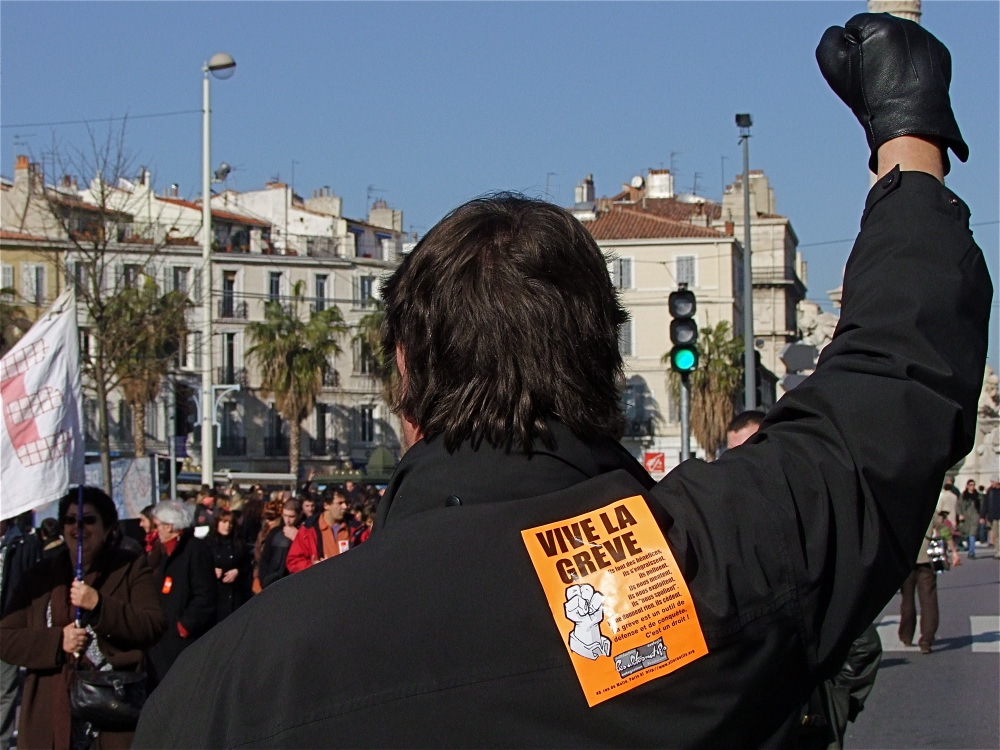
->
xmin=207 ymin=52 xmax=236 ymax=80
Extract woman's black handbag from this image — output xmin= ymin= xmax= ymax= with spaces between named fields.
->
xmin=69 ymin=669 xmax=147 ymax=730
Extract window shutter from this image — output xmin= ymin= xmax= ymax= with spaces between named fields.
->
xmin=21 ymin=265 xmax=36 ymax=303
xmin=676 ymin=256 xmax=695 ymax=287
xmin=620 ymin=258 xmax=633 ymax=289
xmin=618 ymin=322 xmax=633 ymax=357
xmin=2 ymin=264 xmax=14 ymax=296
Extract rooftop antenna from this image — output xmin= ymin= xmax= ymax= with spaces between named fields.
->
xmin=691 ymin=172 xmax=702 ymax=196
xmin=545 ymin=172 xmax=556 ymax=201
xmin=366 ymin=184 xmax=385 ymax=209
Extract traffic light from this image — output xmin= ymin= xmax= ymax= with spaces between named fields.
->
xmin=668 ymin=286 xmax=698 ymax=373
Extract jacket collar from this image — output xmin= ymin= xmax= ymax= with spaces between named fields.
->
xmin=376 ymin=421 xmax=653 ymax=529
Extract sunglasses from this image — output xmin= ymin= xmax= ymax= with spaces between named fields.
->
xmin=63 ymin=515 xmax=100 ymax=526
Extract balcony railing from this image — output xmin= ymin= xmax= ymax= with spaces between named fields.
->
xmin=264 ymin=436 xmax=289 ymax=456
xmin=218 ymin=435 xmax=246 ymax=456
xmin=216 ymin=366 xmax=248 ymax=386
xmin=310 ymin=437 xmax=339 ymax=456
xmin=218 ymin=300 xmax=248 ymax=319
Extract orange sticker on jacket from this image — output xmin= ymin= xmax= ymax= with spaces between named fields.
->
xmin=521 ymin=495 xmax=708 ymax=706
xmin=161 ymin=576 xmax=173 ymax=595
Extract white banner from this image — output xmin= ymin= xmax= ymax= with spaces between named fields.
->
xmin=1 ymin=289 xmax=85 ymax=519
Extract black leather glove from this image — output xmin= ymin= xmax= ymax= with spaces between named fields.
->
xmin=816 ymin=12 xmax=968 ymax=174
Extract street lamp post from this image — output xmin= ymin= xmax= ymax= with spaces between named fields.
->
xmin=200 ymin=52 xmax=236 ymax=487
xmin=736 ymin=113 xmax=756 ymax=412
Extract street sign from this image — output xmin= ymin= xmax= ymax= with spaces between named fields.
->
xmin=644 ymin=452 xmax=666 ymax=474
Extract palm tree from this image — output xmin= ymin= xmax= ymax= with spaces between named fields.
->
xmin=0 ymin=287 xmax=32 ymax=356
xmin=665 ymin=321 xmax=744 ymax=461
xmin=352 ymin=303 xmax=395 ymax=400
xmin=246 ymin=280 xmax=348 ymax=476
xmin=106 ymin=276 xmax=190 ymax=456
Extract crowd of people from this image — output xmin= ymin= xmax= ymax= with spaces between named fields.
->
xmin=0 ymin=479 xmax=383 ymax=748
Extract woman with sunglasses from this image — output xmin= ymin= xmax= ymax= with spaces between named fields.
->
xmin=0 ymin=486 xmax=165 ymax=749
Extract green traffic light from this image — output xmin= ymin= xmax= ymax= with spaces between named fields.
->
xmin=672 ymin=347 xmax=697 ymax=372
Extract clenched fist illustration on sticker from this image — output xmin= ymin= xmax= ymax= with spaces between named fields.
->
xmin=564 ymin=583 xmax=611 ymax=660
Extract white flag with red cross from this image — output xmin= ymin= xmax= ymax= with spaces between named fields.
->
xmin=1 ymin=289 xmax=85 ymax=518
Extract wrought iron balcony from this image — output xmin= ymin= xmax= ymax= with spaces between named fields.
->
xmin=264 ymin=436 xmax=289 ymax=456
xmin=310 ymin=437 xmax=339 ymax=456
xmin=218 ymin=435 xmax=246 ymax=456
xmin=218 ymin=300 xmax=248 ymax=319
xmin=216 ymin=366 xmax=248 ymax=386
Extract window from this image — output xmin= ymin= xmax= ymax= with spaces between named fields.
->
xmin=355 ymin=275 xmax=375 ymax=308
xmin=173 ymin=266 xmax=190 ymax=295
xmin=617 ymin=321 xmax=633 ymax=357
xmin=354 ymin=338 xmax=377 ymax=375
xmin=145 ymin=400 xmax=158 ymax=437
xmin=1 ymin=264 xmax=13 ymax=299
xmin=608 ymin=258 xmax=633 ymax=290
xmin=118 ymin=401 xmax=133 ymax=443
xmin=676 ymin=255 xmax=696 ymax=287
xmin=268 ymin=272 xmax=282 ymax=301
xmin=315 ymin=403 xmax=327 ymax=444
xmin=22 ymin=264 xmax=45 ymax=306
xmin=221 ymin=271 xmax=236 ymax=317
xmin=193 ymin=269 xmax=203 ymax=303
xmin=350 ymin=228 xmax=366 ymax=258
xmin=314 ymin=275 xmax=328 ymax=312
xmin=222 ymin=333 xmax=236 ymax=383
xmin=174 ymin=331 xmax=189 ymax=369
xmin=69 ymin=261 xmax=92 ymax=294
xmin=360 ymin=405 xmax=375 ymax=443
xmin=122 ymin=264 xmax=142 ymax=289
xmin=84 ymin=398 xmax=99 ymax=444
xmin=193 ymin=331 xmax=203 ymax=370
xmin=79 ymin=327 xmax=92 ymax=358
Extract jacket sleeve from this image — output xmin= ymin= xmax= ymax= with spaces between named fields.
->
xmin=657 ymin=170 xmax=992 ymax=676
xmin=774 ymin=170 xmax=989 ymax=664
xmin=0 ymin=566 xmax=64 ymax=670
xmin=178 ymin=541 xmax=218 ymax=637
xmin=92 ymin=555 xmax=167 ymax=649
xmin=285 ymin=527 xmax=315 ymax=574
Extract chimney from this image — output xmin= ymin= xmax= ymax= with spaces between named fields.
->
xmin=724 ymin=221 xmax=735 ymax=235
xmin=574 ymin=175 xmax=595 ymax=204
xmin=15 ymin=154 xmax=30 ymax=171
xmin=646 ymin=169 xmax=674 ymax=199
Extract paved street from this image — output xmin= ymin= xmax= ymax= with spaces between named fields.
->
xmin=846 ymin=548 xmax=999 ymax=750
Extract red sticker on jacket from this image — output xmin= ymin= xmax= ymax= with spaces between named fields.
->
xmin=161 ymin=576 xmax=173 ymax=594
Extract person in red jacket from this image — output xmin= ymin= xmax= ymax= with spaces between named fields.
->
xmin=285 ymin=489 xmax=353 ymax=573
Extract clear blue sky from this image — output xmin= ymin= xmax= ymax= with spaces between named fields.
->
xmin=2 ymin=1 xmax=996 ymax=370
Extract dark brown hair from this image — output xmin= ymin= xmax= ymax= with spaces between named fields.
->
xmin=381 ymin=193 xmax=628 ymax=452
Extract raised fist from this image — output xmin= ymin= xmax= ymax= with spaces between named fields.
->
xmin=816 ymin=12 xmax=967 ymax=174
xmin=564 ymin=584 xmax=611 ymax=660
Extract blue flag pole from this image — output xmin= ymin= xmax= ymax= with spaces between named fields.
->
xmin=75 ymin=484 xmax=84 ymax=625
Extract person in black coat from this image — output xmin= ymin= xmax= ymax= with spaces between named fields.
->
xmin=146 ymin=501 xmax=217 ymax=689
xmin=256 ymin=499 xmax=300 ymax=589
xmin=135 ymin=15 xmax=991 ymax=748
xmin=206 ymin=510 xmax=249 ymax=619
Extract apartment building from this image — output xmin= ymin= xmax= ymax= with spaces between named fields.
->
xmin=1 ymin=154 xmax=405 ymax=477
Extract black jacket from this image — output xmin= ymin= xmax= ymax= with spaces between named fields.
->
xmin=145 ymin=530 xmax=218 ymax=687
xmin=135 ymin=171 xmax=991 ymax=747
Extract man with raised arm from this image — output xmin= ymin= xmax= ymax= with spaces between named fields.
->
xmin=134 ymin=14 xmax=990 ymax=748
